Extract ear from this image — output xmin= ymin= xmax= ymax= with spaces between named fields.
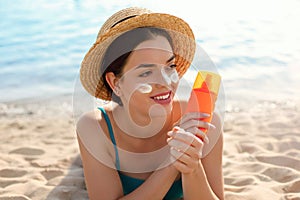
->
xmin=105 ymin=72 xmax=121 ymax=96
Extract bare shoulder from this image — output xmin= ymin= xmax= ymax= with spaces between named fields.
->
xmin=76 ymin=109 xmax=123 ymax=198
xmin=76 ymin=109 xmax=101 ymax=132
xmin=76 ymin=108 xmax=111 ymax=138
xmin=76 ymin=109 xmax=114 ymax=166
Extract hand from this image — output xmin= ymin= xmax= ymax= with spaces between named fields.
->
xmin=167 ymin=127 xmax=206 ymax=174
xmin=176 ymin=112 xmax=216 ymax=143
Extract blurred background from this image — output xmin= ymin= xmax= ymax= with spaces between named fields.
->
xmin=0 ymin=0 xmax=299 ymax=102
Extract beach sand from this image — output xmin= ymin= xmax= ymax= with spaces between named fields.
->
xmin=0 ymin=93 xmax=300 ymax=200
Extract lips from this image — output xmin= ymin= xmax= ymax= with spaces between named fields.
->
xmin=150 ymin=91 xmax=172 ymax=104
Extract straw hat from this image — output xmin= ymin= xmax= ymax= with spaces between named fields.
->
xmin=80 ymin=7 xmax=196 ymax=100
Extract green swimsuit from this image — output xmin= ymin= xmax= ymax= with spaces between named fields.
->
xmin=98 ymin=107 xmax=183 ymax=200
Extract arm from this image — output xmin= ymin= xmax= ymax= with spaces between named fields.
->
xmin=78 ymin=137 xmax=180 ymax=200
xmin=182 ymin=132 xmax=224 ymax=200
xmin=119 ymin=164 xmax=179 ymax=200
xmin=78 ymin=137 xmax=123 ymax=199
xmin=77 ymin=112 xmax=180 ymax=200
xmin=168 ymin=112 xmax=224 ymax=200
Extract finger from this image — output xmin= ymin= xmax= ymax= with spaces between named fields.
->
xmin=168 ymin=130 xmax=194 ymax=145
xmin=170 ymin=145 xmax=202 ymax=161
xmin=180 ymin=112 xmax=210 ymax=124
xmin=169 ymin=130 xmax=206 ymax=150
xmin=172 ymin=159 xmax=196 ymax=174
xmin=190 ymin=128 xmax=209 ymax=144
xmin=168 ymin=138 xmax=203 ymax=159
xmin=190 ymin=136 xmax=204 ymax=153
xmin=180 ymin=119 xmax=215 ymax=131
xmin=173 ymin=149 xmax=200 ymax=166
xmin=168 ymin=138 xmax=191 ymax=153
xmin=172 ymin=160 xmax=192 ymax=174
xmin=179 ymin=127 xmax=208 ymax=145
xmin=170 ymin=148 xmax=190 ymax=163
xmin=167 ymin=126 xmax=182 ymax=136
xmin=169 ymin=147 xmax=185 ymax=160
xmin=168 ymin=129 xmax=204 ymax=151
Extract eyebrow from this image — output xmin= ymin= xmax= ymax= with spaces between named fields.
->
xmin=166 ymin=55 xmax=176 ymax=63
xmin=134 ymin=54 xmax=176 ymax=70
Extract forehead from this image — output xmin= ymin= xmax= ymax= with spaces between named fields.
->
xmin=123 ymin=36 xmax=174 ymax=71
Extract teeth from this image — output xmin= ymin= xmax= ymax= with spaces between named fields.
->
xmin=153 ymin=93 xmax=169 ymax=100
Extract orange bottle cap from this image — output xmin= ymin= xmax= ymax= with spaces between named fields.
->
xmin=193 ymin=71 xmax=221 ymax=95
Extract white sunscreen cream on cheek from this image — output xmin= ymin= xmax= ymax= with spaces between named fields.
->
xmin=160 ymin=68 xmax=172 ymax=85
xmin=137 ymin=84 xmax=153 ymax=93
xmin=170 ymin=72 xmax=179 ymax=83
xmin=160 ymin=68 xmax=179 ymax=85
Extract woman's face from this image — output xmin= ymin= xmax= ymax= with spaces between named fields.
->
xmin=117 ymin=35 xmax=179 ymax=117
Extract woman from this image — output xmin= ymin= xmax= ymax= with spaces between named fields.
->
xmin=77 ymin=7 xmax=224 ymax=200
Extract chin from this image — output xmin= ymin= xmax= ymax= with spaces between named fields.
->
xmin=148 ymin=103 xmax=173 ymax=117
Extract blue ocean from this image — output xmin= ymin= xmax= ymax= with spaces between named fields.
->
xmin=1 ymin=0 xmax=299 ymax=102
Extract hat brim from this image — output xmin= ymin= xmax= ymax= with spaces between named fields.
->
xmin=80 ymin=13 xmax=195 ymax=100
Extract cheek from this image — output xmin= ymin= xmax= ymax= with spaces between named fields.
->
xmin=170 ymin=71 xmax=179 ymax=84
xmin=121 ymin=84 xmax=150 ymax=104
xmin=172 ymin=80 xmax=179 ymax=91
xmin=127 ymin=91 xmax=153 ymax=111
xmin=121 ymin=84 xmax=142 ymax=99
xmin=137 ymin=84 xmax=152 ymax=93
xmin=119 ymin=78 xmax=138 ymax=94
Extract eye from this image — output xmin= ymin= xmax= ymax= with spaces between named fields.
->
xmin=165 ymin=64 xmax=177 ymax=72
xmin=169 ymin=64 xmax=177 ymax=69
xmin=139 ymin=70 xmax=152 ymax=77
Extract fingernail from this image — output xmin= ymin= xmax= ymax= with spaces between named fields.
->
xmin=204 ymin=136 xmax=209 ymax=144
xmin=167 ymin=131 xmax=174 ymax=136
xmin=202 ymin=113 xmax=210 ymax=118
xmin=199 ymin=152 xmax=203 ymax=158
xmin=173 ymin=126 xmax=180 ymax=131
xmin=209 ymin=123 xmax=216 ymax=129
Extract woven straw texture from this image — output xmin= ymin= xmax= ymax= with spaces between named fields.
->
xmin=80 ymin=7 xmax=195 ymax=100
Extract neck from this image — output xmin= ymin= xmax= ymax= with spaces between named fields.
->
xmin=113 ymin=105 xmax=173 ymax=140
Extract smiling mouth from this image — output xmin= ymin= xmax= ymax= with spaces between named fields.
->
xmin=151 ymin=91 xmax=172 ymax=104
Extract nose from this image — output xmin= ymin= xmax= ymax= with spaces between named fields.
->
xmin=144 ymin=66 xmax=179 ymax=89
xmin=158 ymin=68 xmax=172 ymax=85
xmin=156 ymin=67 xmax=179 ymax=85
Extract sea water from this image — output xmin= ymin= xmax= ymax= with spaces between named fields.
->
xmin=1 ymin=0 xmax=299 ymax=102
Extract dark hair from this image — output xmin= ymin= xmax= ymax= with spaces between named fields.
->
xmin=99 ymin=27 xmax=174 ymax=105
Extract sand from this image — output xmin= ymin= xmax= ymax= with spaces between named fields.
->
xmin=0 ymin=93 xmax=300 ymax=200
